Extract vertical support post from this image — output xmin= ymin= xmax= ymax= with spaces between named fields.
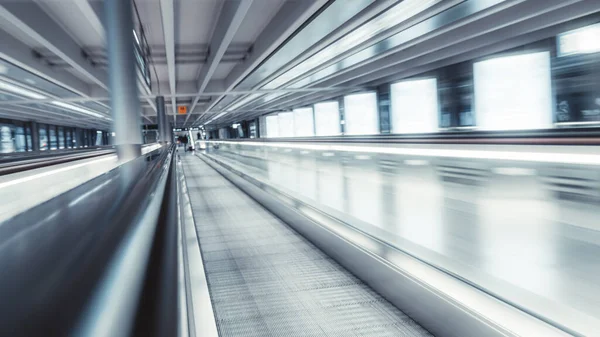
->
xmin=156 ymin=96 xmax=168 ymax=144
xmin=105 ymin=0 xmax=143 ymax=160
xmin=30 ymin=121 xmax=40 ymax=152
xmin=339 ymin=97 xmax=345 ymax=135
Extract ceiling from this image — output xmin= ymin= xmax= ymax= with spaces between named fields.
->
xmin=0 ymin=0 xmax=599 ymax=130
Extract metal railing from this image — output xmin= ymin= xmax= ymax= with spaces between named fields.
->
xmin=0 ymin=144 xmax=180 ymax=336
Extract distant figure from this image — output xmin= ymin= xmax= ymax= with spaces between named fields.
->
xmin=197 ymin=132 xmax=201 ymax=140
xmin=182 ymin=135 xmax=188 ymax=151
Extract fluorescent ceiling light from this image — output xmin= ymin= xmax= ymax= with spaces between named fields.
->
xmin=0 ymin=81 xmax=46 ymax=99
xmin=133 ymin=29 xmax=141 ymax=46
xmin=262 ymin=0 xmax=439 ymax=90
xmin=51 ymin=101 xmax=105 ymax=119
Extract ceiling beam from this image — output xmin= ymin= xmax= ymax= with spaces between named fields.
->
xmin=0 ymin=2 xmax=108 ymax=90
xmin=193 ymin=0 xmax=328 ymax=126
xmin=0 ymin=30 xmax=110 ymax=124
xmin=249 ymin=0 xmax=587 ymax=114
xmin=73 ymin=0 xmax=106 ymax=43
xmin=241 ymin=0 xmax=599 ymax=122
xmin=184 ymin=0 xmax=254 ymax=126
xmin=0 ymin=104 xmax=109 ymax=129
xmin=0 ymin=30 xmax=92 ymax=97
xmin=159 ymin=0 xmax=177 ymax=117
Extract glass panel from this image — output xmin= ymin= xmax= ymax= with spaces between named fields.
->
xmin=474 ymin=51 xmax=552 ymax=130
xmin=66 ymin=129 xmax=72 ymax=148
xmin=15 ymin=126 xmax=25 ymax=152
xmin=266 ymin=115 xmax=279 ymax=138
xmin=0 ymin=124 xmax=15 ymax=153
xmin=249 ymin=121 xmax=257 ymax=139
xmin=49 ymin=126 xmax=58 ymax=150
xmin=58 ymin=127 xmax=65 ymax=149
xmin=314 ymin=101 xmax=341 ymax=136
xmin=83 ymin=129 xmax=88 ymax=147
xmin=39 ymin=125 xmax=48 ymax=151
xmin=96 ymin=131 xmax=103 ymax=146
xmin=277 ymin=112 xmax=294 ymax=137
xmin=439 ymin=62 xmax=474 ymax=128
xmin=293 ymin=108 xmax=314 ymax=137
xmin=391 ymin=78 xmax=439 ymax=133
xmin=25 ymin=126 xmax=32 ymax=151
xmin=218 ymin=128 xmax=228 ymax=139
xmin=344 ymin=92 xmax=379 ymax=135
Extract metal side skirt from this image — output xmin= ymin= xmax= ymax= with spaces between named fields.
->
xmin=197 ymin=152 xmax=571 ymax=337
xmin=177 ymin=156 xmax=219 ymax=337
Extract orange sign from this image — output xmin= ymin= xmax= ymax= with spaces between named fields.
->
xmin=178 ymin=106 xmax=187 ymax=114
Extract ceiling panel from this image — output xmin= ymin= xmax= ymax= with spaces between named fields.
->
xmin=0 ymin=18 xmax=41 ymax=49
xmin=176 ymin=63 xmax=201 ymax=82
xmin=152 ymin=64 xmax=170 ymax=84
xmin=136 ymin=0 xmax=164 ymax=46
xmin=211 ymin=62 xmax=236 ymax=80
xmin=38 ymin=0 xmax=104 ymax=48
xmin=232 ymin=0 xmax=286 ymax=44
xmin=176 ymin=0 xmax=222 ymax=45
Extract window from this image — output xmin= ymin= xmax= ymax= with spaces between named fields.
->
xmin=15 ymin=126 xmax=25 ymax=152
xmin=558 ymin=23 xmax=600 ymax=57
xmin=58 ymin=127 xmax=65 ymax=149
xmin=25 ymin=126 xmax=32 ymax=151
xmin=474 ymin=51 xmax=552 ymax=130
xmin=49 ymin=126 xmax=58 ymax=150
xmin=293 ymin=108 xmax=314 ymax=137
xmin=39 ymin=124 xmax=48 ymax=151
xmin=266 ymin=115 xmax=279 ymax=138
xmin=314 ymin=101 xmax=341 ymax=136
xmin=391 ymin=78 xmax=439 ymax=133
xmin=0 ymin=124 xmax=15 ymax=153
xmin=66 ymin=129 xmax=72 ymax=148
xmin=344 ymin=92 xmax=379 ymax=135
xmin=278 ymin=112 xmax=294 ymax=137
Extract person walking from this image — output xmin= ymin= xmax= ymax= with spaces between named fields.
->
xmin=182 ymin=135 xmax=188 ymax=152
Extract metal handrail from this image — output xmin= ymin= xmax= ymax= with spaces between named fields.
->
xmin=0 ymin=149 xmax=115 ymax=176
xmin=0 ymin=143 xmax=160 ymax=176
xmin=216 ymin=127 xmax=600 ymax=145
xmin=0 ymin=146 xmax=113 ymax=163
xmin=0 ymin=144 xmax=179 ymax=337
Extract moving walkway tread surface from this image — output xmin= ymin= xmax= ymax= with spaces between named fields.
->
xmin=181 ymin=154 xmax=433 ymax=337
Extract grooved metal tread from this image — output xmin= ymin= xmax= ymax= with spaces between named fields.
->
xmin=182 ymin=155 xmax=433 ymax=337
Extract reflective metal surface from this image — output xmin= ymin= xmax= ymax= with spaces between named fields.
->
xmin=0 ymin=143 xmax=161 ymax=223
xmin=202 ymin=140 xmax=600 ymax=336
xmin=0 ymin=145 xmax=174 ymax=336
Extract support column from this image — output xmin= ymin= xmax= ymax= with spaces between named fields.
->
xmin=105 ymin=0 xmax=143 ymax=160
xmin=156 ymin=96 xmax=168 ymax=144
xmin=30 ymin=121 xmax=39 ymax=152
